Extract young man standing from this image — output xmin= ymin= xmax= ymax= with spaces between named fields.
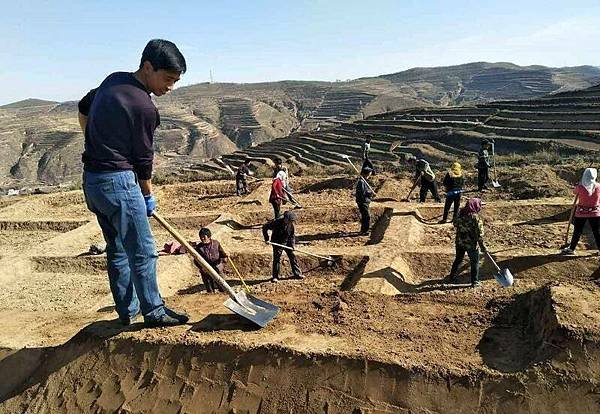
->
xmin=477 ymin=140 xmax=492 ymax=191
xmin=78 ymin=39 xmax=189 ymax=327
xmin=356 ymin=167 xmax=375 ymax=235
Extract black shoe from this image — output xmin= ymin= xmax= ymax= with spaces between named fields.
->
xmin=271 ymin=277 xmax=279 ymax=283
xmin=119 ymin=312 xmax=141 ymax=326
xmin=144 ymin=313 xmax=185 ymax=328
xmin=164 ymin=307 xmax=190 ymax=324
xmin=293 ymin=274 xmax=305 ymax=280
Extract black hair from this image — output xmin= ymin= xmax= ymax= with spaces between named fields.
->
xmin=243 ymin=159 xmax=251 ymax=164
xmin=199 ymin=227 xmax=211 ymax=238
xmin=140 ymin=39 xmax=187 ymax=73
xmin=273 ymin=157 xmax=282 ymax=164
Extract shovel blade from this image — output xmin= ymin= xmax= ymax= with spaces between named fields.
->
xmin=494 ymin=268 xmax=514 ymax=287
xmin=492 ymin=180 xmax=501 ymax=188
xmin=224 ymin=291 xmax=279 ymax=328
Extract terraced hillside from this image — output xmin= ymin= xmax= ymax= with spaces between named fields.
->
xmin=1 ymin=62 xmax=599 ymax=190
xmin=205 ymin=83 xmax=600 ymax=177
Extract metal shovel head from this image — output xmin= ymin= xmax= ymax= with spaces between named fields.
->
xmin=494 ymin=268 xmax=514 ymax=287
xmin=223 ymin=290 xmax=280 ymax=328
xmin=492 ymin=180 xmax=501 ymax=188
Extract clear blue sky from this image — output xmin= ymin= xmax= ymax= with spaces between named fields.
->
xmin=1 ymin=0 xmax=599 ymax=105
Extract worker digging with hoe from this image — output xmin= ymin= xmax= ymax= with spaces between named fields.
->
xmin=273 ymin=157 xmax=302 ymax=209
xmin=562 ymin=167 xmax=600 ymax=255
xmin=235 ymin=158 xmax=253 ymax=196
xmin=194 ymin=227 xmax=228 ymax=293
xmin=78 ymin=39 xmax=189 ymax=327
xmin=405 ymin=157 xmax=441 ymax=203
xmin=356 ymin=166 xmax=375 ymax=235
xmin=447 ymin=198 xmax=487 ymax=288
xmin=263 ymin=210 xmax=304 ymax=283
xmin=269 ymin=168 xmax=286 ymax=218
xmin=441 ymin=162 xmax=465 ymax=223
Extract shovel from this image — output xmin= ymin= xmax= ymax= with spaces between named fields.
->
xmin=491 ymin=143 xmax=501 ymax=188
xmin=339 ymin=154 xmax=376 ymax=194
xmin=563 ymin=194 xmax=579 ymax=248
xmin=267 ymin=241 xmax=337 ymax=266
xmin=485 ymin=251 xmax=514 ymax=287
xmin=152 ymin=212 xmax=279 ymax=328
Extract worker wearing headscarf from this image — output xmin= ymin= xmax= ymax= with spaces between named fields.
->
xmin=441 ymin=162 xmax=465 ymax=223
xmin=562 ymin=168 xmax=600 ymax=255
xmin=447 ymin=198 xmax=486 ymax=287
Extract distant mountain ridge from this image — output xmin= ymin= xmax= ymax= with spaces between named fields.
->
xmin=0 ymin=62 xmax=598 ymax=189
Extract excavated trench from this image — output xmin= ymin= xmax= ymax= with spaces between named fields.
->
xmin=1 ymin=285 xmax=598 ymax=413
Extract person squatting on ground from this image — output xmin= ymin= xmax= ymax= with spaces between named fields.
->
xmin=356 ymin=167 xmax=375 ymax=235
xmin=441 ymin=162 xmax=465 ymax=223
xmin=193 ymin=227 xmax=227 ymax=293
xmin=477 ymin=140 xmax=492 ymax=191
xmin=562 ymin=168 xmax=600 ymax=255
xmin=407 ymin=157 xmax=441 ymax=202
xmin=262 ymin=211 xmax=304 ymax=282
xmin=269 ymin=169 xmax=286 ymax=218
xmin=78 ymin=39 xmax=189 ymax=327
xmin=236 ymin=159 xmax=253 ymax=196
xmin=361 ymin=136 xmax=375 ymax=174
xmin=447 ymin=198 xmax=487 ymax=288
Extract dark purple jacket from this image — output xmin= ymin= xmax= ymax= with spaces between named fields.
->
xmin=78 ymin=72 xmax=159 ymax=180
xmin=194 ymin=239 xmax=228 ymax=276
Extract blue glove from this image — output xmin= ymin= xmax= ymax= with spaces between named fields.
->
xmin=143 ymin=194 xmax=157 ymax=217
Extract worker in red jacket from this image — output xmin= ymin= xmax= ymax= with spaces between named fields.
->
xmin=270 ymin=170 xmax=286 ymax=218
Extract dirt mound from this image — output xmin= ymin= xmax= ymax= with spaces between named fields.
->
xmin=499 ymin=165 xmax=572 ymax=200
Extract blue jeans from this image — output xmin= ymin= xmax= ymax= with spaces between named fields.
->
xmin=450 ymin=246 xmax=480 ymax=284
xmin=83 ymin=170 xmax=165 ymax=321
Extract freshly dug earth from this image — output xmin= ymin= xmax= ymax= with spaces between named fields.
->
xmin=0 ymin=173 xmax=599 ymax=413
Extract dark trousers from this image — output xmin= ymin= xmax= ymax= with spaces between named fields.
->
xmin=569 ymin=216 xmax=600 ymax=251
xmin=271 ymin=201 xmax=281 ymax=219
xmin=419 ymin=180 xmax=441 ymax=202
xmin=272 ymin=245 xmax=302 ymax=279
xmin=478 ymin=167 xmax=489 ymax=190
xmin=236 ymin=178 xmax=247 ymax=195
xmin=201 ymin=271 xmax=224 ymax=293
xmin=443 ymin=194 xmax=461 ymax=222
xmin=450 ymin=246 xmax=480 ymax=284
xmin=357 ymin=202 xmax=370 ymax=233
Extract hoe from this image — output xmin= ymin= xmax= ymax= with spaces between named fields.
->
xmin=267 ymin=241 xmax=338 ymax=267
xmin=153 ymin=212 xmax=279 ymax=328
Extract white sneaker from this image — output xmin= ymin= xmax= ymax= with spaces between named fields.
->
xmin=560 ymin=247 xmax=575 ymax=255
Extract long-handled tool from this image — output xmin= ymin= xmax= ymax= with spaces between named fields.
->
xmin=228 ymin=256 xmax=252 ymax=293
xmin=267 ymin=241 xmax=336 ymax=266
xmin=485 ymin=251 xmax=513 ymax=287
xmin=491 ymin=143 xmax=501 ymax=188
xmin=563 ymin=194 xmax=579 ymax=248
xmin=152 ymin=212 xmax=278 ymax=327
xmin=283 ymin=187 xmax=302 ymax=208
xmin=339 ymin=154 xmax=376 ymax=194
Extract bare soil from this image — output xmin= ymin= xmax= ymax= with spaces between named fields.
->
xmin=1 ymin=172 xmax=599 ymax=413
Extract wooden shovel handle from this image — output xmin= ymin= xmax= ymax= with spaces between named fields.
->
xmin=152 ymin=212 xmax=238 ymax=300
xmin=565 ymin=194 xmax=579 ymax=245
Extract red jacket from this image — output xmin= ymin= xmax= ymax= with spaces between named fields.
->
xmin=269 ymin=178 xmax=285 ymax=204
